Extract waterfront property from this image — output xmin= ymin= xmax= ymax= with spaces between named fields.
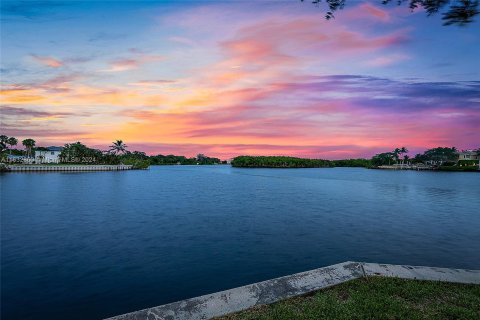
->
xmin=34 ymin=146 xmax=63 ymax=163
xmin=458 ymin=149 xmax=480 ymax=161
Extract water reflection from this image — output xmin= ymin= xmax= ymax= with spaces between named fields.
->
xmin=1 ymin=166 xmax=479 ymax=320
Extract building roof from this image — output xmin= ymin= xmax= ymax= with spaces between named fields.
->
xmin=46 ymin=146 xmax=63 ymax=151
xmin=459 ymin=150 xmax=479 ymax=155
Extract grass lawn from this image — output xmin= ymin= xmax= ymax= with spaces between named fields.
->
xmin=216 ymin=277 xmax=480 ymax=320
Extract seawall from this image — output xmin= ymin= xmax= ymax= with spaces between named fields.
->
xmin=6 ymin=164 xmax=133 ymax=172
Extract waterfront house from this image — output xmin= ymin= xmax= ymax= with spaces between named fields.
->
xmin=458 ymin=150 xmax=479 ymax=161
xmin=35 ymin=146 xmax=63 ymax=163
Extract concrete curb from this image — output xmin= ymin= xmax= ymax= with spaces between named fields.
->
xmin=105 ymin=262 xmax=480 ymax=320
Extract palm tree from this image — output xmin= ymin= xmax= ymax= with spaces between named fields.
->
xmin=22 ymin=138 xmax=36 ymax=158
xmin=393 ymin=148 xmax=401 ymax=164
xmin=7 ymin=137 xmax=18 ymax=154
xmin=109 ymin=140 xmax=128 ymax=155
xmin=0 ymin=135 xmax=8 ymax=153
xmin=399 ymin=147 xmax=409 ymax=166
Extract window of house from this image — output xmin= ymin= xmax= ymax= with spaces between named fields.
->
xmin=51 ymin=151 xmax=55 ymax=155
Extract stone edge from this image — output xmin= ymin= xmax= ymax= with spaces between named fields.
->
xmin=105 ymin=262 xmax=479 ymax=320
xmin=362 ymin=262 xmax=480 ymax=284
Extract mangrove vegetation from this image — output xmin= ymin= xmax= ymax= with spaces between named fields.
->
xmin=231 ymin=156 xmax=333 ymax=168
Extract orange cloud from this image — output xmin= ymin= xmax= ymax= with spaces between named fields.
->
xmin=0 ymin=81 xmax=168 ymax=108
xmin=129 ymin=80 xmax=176 ymax=87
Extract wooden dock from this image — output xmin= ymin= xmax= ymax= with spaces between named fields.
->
xmin=6 ymin=165 xmax=133 ymax=172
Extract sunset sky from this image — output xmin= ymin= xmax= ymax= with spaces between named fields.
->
xmin=1 ymin=0 xmax=479 ymax=159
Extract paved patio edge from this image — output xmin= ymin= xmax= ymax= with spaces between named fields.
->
xmin=105 ymin=262 xmax=479 ymax=320
xmin=362 ymin=262 xmax=480 ymax=284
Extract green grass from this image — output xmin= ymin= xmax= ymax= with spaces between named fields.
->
xmin=216 ymin=277 xmax=480 ymax=320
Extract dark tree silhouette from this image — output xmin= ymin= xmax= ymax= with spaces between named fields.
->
xmin=302 ymin=0 xmax=479 ymax=25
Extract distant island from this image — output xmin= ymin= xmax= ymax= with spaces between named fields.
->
xmin=231 ymin=156 xmax=332 ymax=168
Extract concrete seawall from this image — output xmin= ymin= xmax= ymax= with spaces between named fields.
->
xmin=6 ymin=164 xmax=133 ymax=172
xmin=106 ymin=261 xmax=480 ymax=320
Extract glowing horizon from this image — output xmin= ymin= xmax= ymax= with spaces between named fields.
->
xmin=1 ymin=1 xmax=479 ymax=159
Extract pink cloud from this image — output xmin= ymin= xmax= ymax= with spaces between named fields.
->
xmin=365 ymin=54 xmax=410 ymax=67
xmin=217 ymin=16 xmax=408 ymax=71
xmin=192 ymin=13 xmax=410 ymax=93
xmin=30 ymin=54 xmax=63 ymax=68
xmin=343 ymin=3 xmax=392 ymax=22
xmin=129 ymin=80 xmax=176 ymax=87
xmin=361 ymin=3 xmax=390 ymax=21
xmin=103 ymin=54 xmax=164 ymax=72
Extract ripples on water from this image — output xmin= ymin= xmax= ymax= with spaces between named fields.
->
xmin=1 ymin=166 xmax=479 ymax=319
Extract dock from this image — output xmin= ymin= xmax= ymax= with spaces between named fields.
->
xmin=377 ymin=164 xmax=435 ymax=170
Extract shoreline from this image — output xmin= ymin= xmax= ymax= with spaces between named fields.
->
xmin=2 ymin=164 xmax=478 ymax=172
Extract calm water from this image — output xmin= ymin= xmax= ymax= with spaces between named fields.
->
xmin=1 ymin=166 xmax=479 ymax=319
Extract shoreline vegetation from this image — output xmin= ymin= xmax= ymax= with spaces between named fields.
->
xmin=231 ymin=156 xmax=332 ymax=168
xmin=230 ymin=156 xmax=371 ymax=168
xmin=231 ymin=147 xmax=479 ymax=171
xmin=1 ymin=135 xmax=478 ymax=172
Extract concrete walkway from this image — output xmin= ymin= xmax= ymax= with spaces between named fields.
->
xmin=106 ymin=262 xmax=480 ymax=320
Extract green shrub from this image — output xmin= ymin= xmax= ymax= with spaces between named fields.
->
xmin=458 ymin=159 xmax=479 ymax=167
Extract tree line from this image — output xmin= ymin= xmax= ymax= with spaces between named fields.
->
xmin=230 ymin=156 xmax=369 ymax=168
xmin=0 ymin=136 xmax=222 ymax=169
xmin=231 ymin=146 xmax=477 ymax=169
xmin=370 ymin=147 xmax=465 ymax=167
xmin=231 ymin=156 xmax=333 ymax=168
xmin=58 ymin=141 xmax=222 ymax=168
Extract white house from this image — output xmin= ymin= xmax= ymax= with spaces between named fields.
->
xmin=458 ymin=149 xmax=479 ymax=161
xmin=35 ymin=146 xmax=63 ymax=163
